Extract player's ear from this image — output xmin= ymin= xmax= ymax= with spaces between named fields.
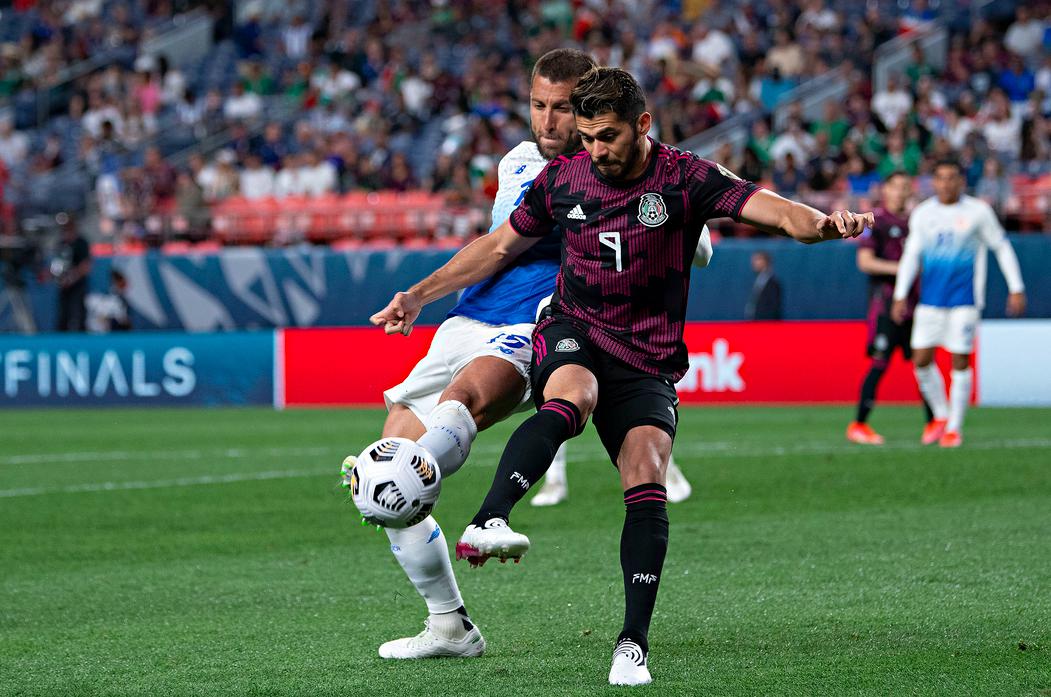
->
xmin=636 ymin=112 xmax=652 ymax=138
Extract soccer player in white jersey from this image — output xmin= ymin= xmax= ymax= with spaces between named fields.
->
xmin=892 ymin=159 xmax=1026 ymax=447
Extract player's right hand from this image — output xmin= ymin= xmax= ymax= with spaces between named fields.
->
xmin=1006 ymin=292 xmax=1027 ymax=317
xmin=890 ymin=299 xmax=908 ymax=324
xmin=370 ymin=291 xmax=422 ymax=336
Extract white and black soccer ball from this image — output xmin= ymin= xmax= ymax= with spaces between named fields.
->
xmin=348 ymin=438 xmax=441 ymax=528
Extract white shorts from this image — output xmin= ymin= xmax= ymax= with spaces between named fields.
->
xmin=383 ymin=315 xmax=535 ymax=422
xmin=911 ymin=304 xmax=980 ymax=354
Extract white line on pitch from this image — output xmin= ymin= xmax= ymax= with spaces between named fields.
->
xmin=0 ymin=445 xmax=340 ymax=467
xmin=0 ymin=469 xmax=334 ymax=498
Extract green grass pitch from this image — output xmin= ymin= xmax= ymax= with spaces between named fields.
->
xmin=1 ymin=406 xmax=1049 ymax=696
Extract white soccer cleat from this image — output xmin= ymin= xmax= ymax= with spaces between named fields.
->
xmin=455 ymin=518 xmax=530 ymax=567
xmin=665 ymin=461 xmax=692 ymax=503
xmin=530 ymin=478 xmax=568 ymax=507
xmin=608 ymin=639 xmax=652 ymax=686
xmin=378 ymin=619 xmax=486 ymax=659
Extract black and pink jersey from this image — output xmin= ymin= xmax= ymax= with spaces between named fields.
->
xmin=859 ymin=206 xmax=918 ymax=316
xmin=509 ymin=138 xmax=759 ymax=381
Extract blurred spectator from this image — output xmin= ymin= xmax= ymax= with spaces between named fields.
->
xmin=877 ymin=131 xmax=922 ymax=177
xmin=745 ymin=251 xmax=782 ymax=320
xmin=143 ymin=147 xmax=176 ymax=202
xmin=999 ymin=56 xmax=1036 ymax=105
xmin=86 ymin=269 xmax=131 ymax=334
xmin=981 ymin=92 xmax=1023 ymax=159
xmin=772 ymin=151 xmax=805 ymax=195
xmin=200 ymin=151 xmax=239 ymax=202
xmin=382 ymin=152 xmax=418 ymax=192
xmin=282 ymin=15 xmax=312 ymax=60
xmin=872 ymin=75 xmax=913 ymax=130
xmin=224 ymin=82 xmax=263 ymax=122
xmin=1004 ymin=7 xmax=1047 ymax=60
xmin=770 ymin=119 xmax=815 ymax=165
xmin=811 ymin=100 xmax=850 ymax=149
xmin=175 ymin=169 xmax=209 ymax=238
xmin=767 ymin=30 xmax=805 ymax=78
xmin=0 ymin=224 xmax=37 ymax=333
xmin=52 ymin=215 xmax=91 ymax=332
xmin=300 ymin=150 xmax=337 ymax=197
xmin=0 ymin=117 xmax=29 ymax=168
xmin=240 ymin=154 xmax=275 ymax=200
xmin=975 ymin=158 xmax=1013 ymax=217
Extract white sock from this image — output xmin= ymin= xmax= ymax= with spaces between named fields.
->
xmin=547 ymin=442 xmax=568 ymax=484
xmin=914 ymin=364 xmax=949 ymax=420
xmin=416 ymin=400 xmax=478 ymax=478
xmin=385 ymin=516 xmax=464 ymax=621
xmin=947 ymin=368 xmax=972 ymax=434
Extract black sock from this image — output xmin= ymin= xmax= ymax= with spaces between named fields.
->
xmin=470 ymin=399 xmax=583 ymax=527
xmin=618 ymin=483 xmax=669 ymax=654
xmin=856 ymin=362 xmax=887 ymax=423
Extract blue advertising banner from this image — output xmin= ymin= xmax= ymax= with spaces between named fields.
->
xmin=2 ymin=236 xmax=1049 ymax=332
xmin=0 ymin=331 xmax=274 ymax=407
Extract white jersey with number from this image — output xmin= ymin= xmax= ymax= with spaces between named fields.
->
xmin=894 ymin=194 xmax=1024 ymax=310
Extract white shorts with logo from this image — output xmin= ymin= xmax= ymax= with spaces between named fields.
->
xmin=911 ymin=304 xmax=980 ymax=354
xmin=383 ymin=315 xmax=535 ymax=422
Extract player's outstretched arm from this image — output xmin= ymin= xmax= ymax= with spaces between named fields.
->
xmin=370 ymin=221 xmax=539 ymax=335
xmin=738 ymin=189 xmax=873 ymax=244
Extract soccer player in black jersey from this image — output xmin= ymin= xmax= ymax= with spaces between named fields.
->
xmin=371 ymin=67 xmax=873 ymax=686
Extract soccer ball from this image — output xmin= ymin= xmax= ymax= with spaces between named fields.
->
xmin=346 ymin=438 xmax=441 ymax=528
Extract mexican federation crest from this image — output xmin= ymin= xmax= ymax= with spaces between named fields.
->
xmin=637 ymin=192 xmax=668 ymax=227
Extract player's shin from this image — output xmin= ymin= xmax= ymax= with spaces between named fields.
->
xmin=470 ymin=398 xmax=583 ymax=526
xmin=619 ymin=483 xmax=669 ymax=652
xmin=856 ymin=359 xmax=887 ymax=423
xmin=417 ymin=400 xmax=478 ymax=478
xmin=914 ymin=364 xmax=949 ymax=420
xmin=385 ymin=516 xmax=472 ymax=636
xmin=947 ymin=368 xmax=972 ymax=434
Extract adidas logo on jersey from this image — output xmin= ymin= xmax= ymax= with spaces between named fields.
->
xmin=567 ymin=204 xmax=586 ymax=220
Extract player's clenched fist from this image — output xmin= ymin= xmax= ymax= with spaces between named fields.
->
xmin=818 ymin=210 xmax=875 ymax=239
xmin=370 ymin=291 xmax=423 ymax=336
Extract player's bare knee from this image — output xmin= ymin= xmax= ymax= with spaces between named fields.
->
xmin=951 ymin=353 xmax=971 ymax=370
xmin=383 ymin=404 xmax=426 ymax=440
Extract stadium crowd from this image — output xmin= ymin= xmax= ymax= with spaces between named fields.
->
xmin=0 ymin=0 xmax=1048 ymax=248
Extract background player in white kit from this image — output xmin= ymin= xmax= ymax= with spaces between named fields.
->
xmin=347 ymin=50 xmax=704 ymax=661
xmin=892 ymin=160 xmax=1026 ymax=448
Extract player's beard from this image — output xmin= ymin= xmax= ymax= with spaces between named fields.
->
xmin=534 ymin=127 xmax=581 ymax=161
xmin=595 ymin=128 xmax=642 ymax=181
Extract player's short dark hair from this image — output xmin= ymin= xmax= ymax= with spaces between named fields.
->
xmin=933 ymin=158 xmax=963 ymax=174
xmin=532 ymin=49 xmax=597 ymax=84
xmin=571 ymin=67 xmax=647 ymax=124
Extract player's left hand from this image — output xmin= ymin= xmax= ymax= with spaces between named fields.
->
xmin=818 ymin=211 xmax=875 ymax=240
xmin=1006 ymin=292 xmax=1027 ymax=317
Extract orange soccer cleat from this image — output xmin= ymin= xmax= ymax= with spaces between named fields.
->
xmin=846 ymin=421 xmax=885 ymax=445
xmin=921 ymin=418 xmax=948 ymax=445
xmin=939 ymin=431 xmax=963 ymax=448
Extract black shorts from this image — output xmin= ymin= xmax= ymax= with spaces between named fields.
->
xmin=867 ymin=313 xmax=913 ymax=361
xmin=531 ymin=316 xmax=679 ymax=465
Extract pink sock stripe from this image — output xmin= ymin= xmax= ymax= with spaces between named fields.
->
xmin=544 ymin=401 xmax=579 ymax=431
xmin=625 ymin=496 xmax=668 ymax=504
xmin=540 ymin=402 xmax=578 ymax=432
xmin=624 ymin=488 xmax=667 ymax=503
